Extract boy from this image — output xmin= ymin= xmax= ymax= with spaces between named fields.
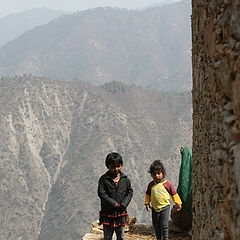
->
xmin=98 ymin=152 xmax=133 ymax=240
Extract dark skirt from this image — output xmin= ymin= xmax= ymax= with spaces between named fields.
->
xmin=99 ymin=210 xmax=129 ymax=227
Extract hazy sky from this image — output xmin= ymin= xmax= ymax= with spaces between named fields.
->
xmin=0 ymin=0 xmax=181 ymax=17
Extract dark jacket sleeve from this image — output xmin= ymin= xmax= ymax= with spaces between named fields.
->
xmin=120 ymin=178 xmax=133 ymax=208
xmin=98 ymin=177 xmax=117 ymax=207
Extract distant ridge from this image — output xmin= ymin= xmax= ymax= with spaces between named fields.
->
xmin=0 ymin=0 xmax=191 ymax=92
xmin=146 ymin=0 xmax=182 ymax=9
xmin=0 ymin=8 xmax=66 ymax=47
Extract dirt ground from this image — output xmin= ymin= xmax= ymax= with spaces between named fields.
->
xmin=83 ymin=220 xmax=191 ymax=240
xmin=125 ymin=232 xmax=191 ymax=240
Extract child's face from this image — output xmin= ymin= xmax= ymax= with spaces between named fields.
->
xmin=151 ymin=170 xmax=164 ymax=183
xmin=108 ymin=163 xmax=123 ymax=177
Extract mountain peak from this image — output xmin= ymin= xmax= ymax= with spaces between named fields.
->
xmin=0 ymin=1 xmax=191 ymax=92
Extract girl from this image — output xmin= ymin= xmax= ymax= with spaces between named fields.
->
xmin=145 ymin=160 xmax=182 ymax=240
xmin=98 ymin=152 xmax=133 ymax=240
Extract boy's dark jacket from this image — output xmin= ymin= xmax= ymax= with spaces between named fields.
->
xmin=98 ymin=171 xmax=133 ymax=212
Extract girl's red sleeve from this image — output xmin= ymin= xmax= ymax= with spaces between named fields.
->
xmin=163 ymin=180 xmax=182 ymax=205
xmin=144 ymin=181 xmax=154 ymax=204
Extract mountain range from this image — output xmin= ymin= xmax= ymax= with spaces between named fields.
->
xmin=0 ymin=1 xmax=192 ymax=238
xmin=0 ymin=8 xmax=66 ymax=47
xmin=0 ymin=76 xmax=192 ymax=239
xmin=0 ymin=0 xmax=191 ymax=92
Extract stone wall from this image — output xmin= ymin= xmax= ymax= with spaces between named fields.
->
xmin=192 ymin=1 xmax=240 ymax=240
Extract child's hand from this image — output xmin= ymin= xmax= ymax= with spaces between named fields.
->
xmin=176 ymin=204 xmax=182 ymax=211
xmin=115 ymin=202 xmax=121 ymax=207
xmin=145 ymin=204 xmax=151 ymax=212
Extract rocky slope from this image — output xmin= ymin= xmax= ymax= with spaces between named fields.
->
xmin=0 ymin=0 xmax=191 ymax=92
xmin=0 ymin=76 xmax=192 ymax=239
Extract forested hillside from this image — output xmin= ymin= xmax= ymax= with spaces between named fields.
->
xmin=0 ymin=0 xmax=191 ymax=92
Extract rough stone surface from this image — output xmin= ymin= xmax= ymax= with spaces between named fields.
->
xmin=82 ymin=220 xmax=190 ymax=240
xmin=192 ymin=1 xmax=240 ymax=239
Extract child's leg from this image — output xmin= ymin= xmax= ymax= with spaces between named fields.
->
xmin=115 ymin=225 xmax=124 ymax=240
xmin=159 ymin=205 xmax=170 ymax=240
xmin=103 ymin=225 xmax=114 ymax=240
xmin=152 ymin=209 xmax=162 ymax=240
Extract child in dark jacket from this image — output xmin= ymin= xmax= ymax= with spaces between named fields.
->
xmin=98 ymin=152 xmax=133 ymax=240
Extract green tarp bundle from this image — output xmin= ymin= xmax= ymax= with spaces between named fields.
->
xmin=170 ymin=146 xmax=192 ymax=231
xmin=177 ymin=146 xmax=192 ymax=217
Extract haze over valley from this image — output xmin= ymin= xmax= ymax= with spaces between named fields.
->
xmin=0 ymin=0 xmax=191 ymax=92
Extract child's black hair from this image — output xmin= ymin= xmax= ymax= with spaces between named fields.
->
xmin=105 ymin=152 xmax=123 ymax=168
xmin=148 ymin=160 xmax=166 ymax=177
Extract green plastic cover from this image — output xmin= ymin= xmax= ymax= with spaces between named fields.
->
xmin=177 ymin=146 xmax=192 ymax=217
